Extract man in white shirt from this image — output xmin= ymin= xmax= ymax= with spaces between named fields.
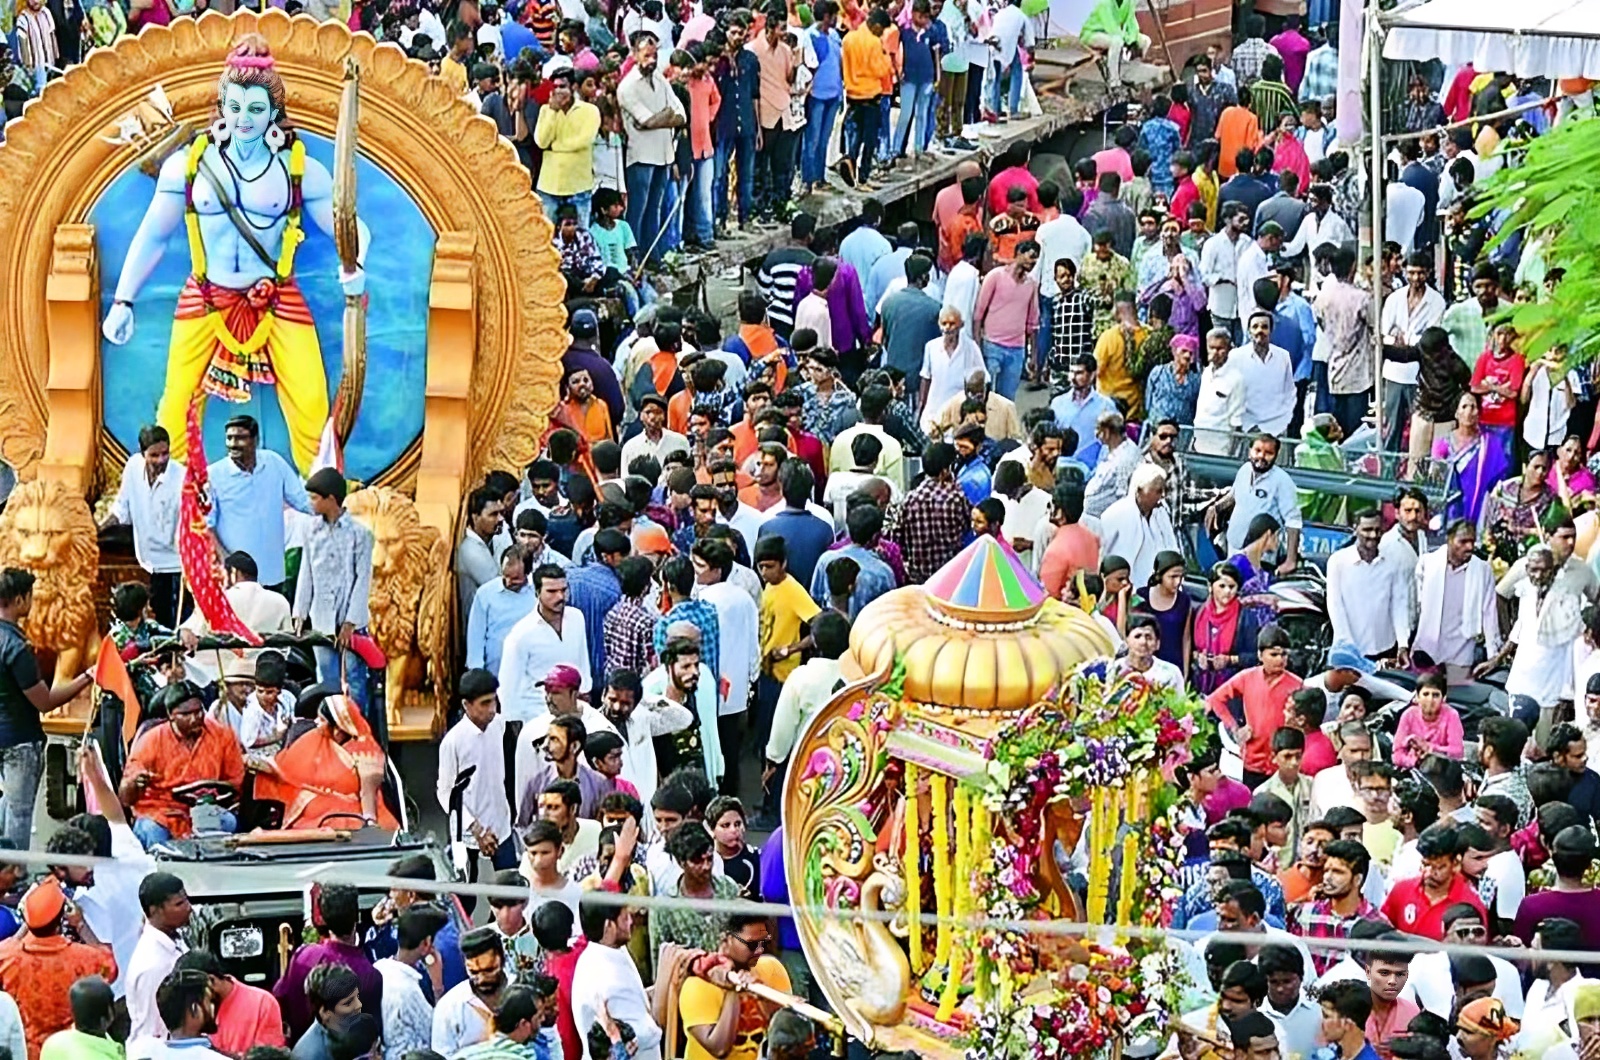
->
xmin=599 ymin=672 xmax=693 ymax=812
xmin=432 ymin=927 xmax=508 ymax=1056
xmin=943 ymin=236 xmax=986 ymax=344
xmin=126 ymin=872 xmax=192 ymax=1044
xmin=620 ymin=394 xmax=690 ymax=470
xmin=1326 ymin=510 xmax=1411 ymax=663
xmin=1524 ymin=353 xmax=1583 ymax=453
xmin=1234 ymin=222 xmax=1283 ymax=323
xmin=1195 ymin=327 xmax=1246 ymax=455
xmin=1259 ymin=944 xmax=1324 ymax=1060
xmin=987 ymin=0 xmax=1033 ymax=119
xmin=572 ymin=900 xmax=663 ymax=1060
xmin=70 ymin=743 xmax=158 ymax=1000
xmin=1033 ymin=208 xmax=1092 ymax=299
xmin=178 ymin=551 xmax=295 ymax=683
xmin=1201 ymin=204 xmax=1250 ymax=338
xmin=764 ymin=611 xmax=850 ymax=798
xmin=1403 ymin=906 xmax=1525 ymax=1019
xmin=456 ymin=486 xmax=507 ymax=630
xmin=689 ymin=538 xmax=759 ymax=799
xmin=616 ymin=31 xmax=686 ymax=266
xmin=498 ymin=565 xmax=593 ymax=724
xmin=1229 ymin=310 xmax=1297 ymax=435
xmin=101 ymin=425 xmax=185 ymax=627
xmin=375 ymin=905 xmax=449 ymax=1057
xmin=1412 ymin=520 xmax=1499 ymax=681
xmin=1380 ymin=255 xmax=1446 ymax=454
xmin=1379 ymin=486 xmax=1430 ymax=631
xmin=1282 ymin=188 xmax=1353 ymax=295
xmin=438 ymin=669 xmax=516 ymax=880
xmin=1521 ymin=918 xmax=1586 ymax=1051
xmin=920 ymin=308 xmax=988 ymax=430
xmin=1099 ymin=463 xmax=1180 ymax=588
xmin=1385 ymin=169 xmax=1426 ymax=256
xmin=1469 ymin=796 xmax=1525 ymax=922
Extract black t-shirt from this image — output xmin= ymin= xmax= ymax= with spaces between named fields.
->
xmin=0 ymin=621 xmax=44 ymax=747
xmin=723 ymin=845 xmax=763 ymax=901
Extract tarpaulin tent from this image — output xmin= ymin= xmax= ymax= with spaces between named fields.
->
xmin=1383 ymin=0 xmax=1600 ymax=79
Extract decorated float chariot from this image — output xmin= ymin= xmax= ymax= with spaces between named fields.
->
xmin=781 ymin=536 xmax=1216 ymax=1059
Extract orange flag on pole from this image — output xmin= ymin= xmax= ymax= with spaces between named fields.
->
xmin=92 ymin=634 xmax=141 ymax=747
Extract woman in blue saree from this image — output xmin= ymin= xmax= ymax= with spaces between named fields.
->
xmin=1432 ymin=391 xmax=1509 ymax=529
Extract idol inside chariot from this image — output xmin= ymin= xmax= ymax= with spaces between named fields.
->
xmin=102 ymin=33 xmax=371 ymax=474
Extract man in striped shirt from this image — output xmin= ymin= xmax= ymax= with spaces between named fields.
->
xmin=755 ymin=213 xmax=818 ymax=340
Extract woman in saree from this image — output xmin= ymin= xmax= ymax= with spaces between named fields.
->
xmin=1481 ymin=448 xmax=1558 ymax=559
xmin=1549 ymin=433 xmax=1597 ymax=514
xmin=1433 ymin=391 xmax=1509 ymax=529
xmin=252 ymin=692 xmax=398 ymax=830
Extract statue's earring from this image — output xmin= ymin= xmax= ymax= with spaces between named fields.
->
xmin=209 ymin=117 xmax=231 ymax=144
xmin=264 ymin=121 xmax=286 ymax=152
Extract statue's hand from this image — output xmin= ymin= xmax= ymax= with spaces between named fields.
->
xmin=103 ymin=302 xmax=135 ymax=345
xmin=340 ymin=266 xmax=366 ymax=298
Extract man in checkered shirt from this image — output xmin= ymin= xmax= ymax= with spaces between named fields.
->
xmin=1299 ymin=25 xmax=1338 ymax=104
xmin=1231 ymin=13 xmax=1280 ymax=87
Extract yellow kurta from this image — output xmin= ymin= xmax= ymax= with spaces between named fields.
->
xmin=1094 ymin=322 xmax=1148 ymax=421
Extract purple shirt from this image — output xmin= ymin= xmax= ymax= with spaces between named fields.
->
xmin=759 ymin=826 xmax=802 ymax=950
xmin=1139 ymin=272 xmax=1208 ymax=340
xmin=1269 ymin=29 xmax=1312 ymax=95
xmin=1203 ymin=776 xmax=1253 ymax=823
xmin=794 ymin=260 xmax=872 ymax=353
xmin=273 ymin=937 xmax=383 ymax=1042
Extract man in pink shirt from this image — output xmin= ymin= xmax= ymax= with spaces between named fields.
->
xmin=972 ymin=238 xmax=1040 ymax=400
xmin=747 ymin=17 xmax=797 ymax=224
xmin=682 ymin=44 xmax=722 ymax=248
xmin=1091 ymin=124 xmax=1136 ymax=182
xmin=177 ymin=948 xmax=287 ymax=1056
xmin=985 ymin=142 xmax=1043 ymax=217
xmin=1269 ymin=16 xmax=1311 ymax=96
xmin=934 ymin=158 xmax=984 ymax=233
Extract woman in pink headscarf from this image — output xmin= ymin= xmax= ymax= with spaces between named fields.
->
xmin=1268 ymin=112 xmax=1311 ymax=195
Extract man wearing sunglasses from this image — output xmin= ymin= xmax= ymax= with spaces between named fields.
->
xmin=679 ymin=912 xmax=791 ymax=1060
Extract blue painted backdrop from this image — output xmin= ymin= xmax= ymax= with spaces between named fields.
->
xmin=95 ymin=131 xmax=435 ymax=481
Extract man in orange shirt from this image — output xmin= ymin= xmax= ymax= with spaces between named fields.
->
xmin=940 ymin=175 xmax=985 ymax=272
xmin=730 ymin=381 xmax=775 ymax=462
xmin=739 ymin=442 xmax=788 ymax=511
xmin=1038 ymin=487 xmax=1101 ymax=598
xmin=988 ymin=184 xmax=1042 ymax=265
xmin=1217 ymin=84 xmax=1262 ymax=178
xmin=668 ymin=356 xmax=731 ymax=437
xmin=561 ymin=367 xmax=614 ymax=443
xmin=840 ymin=8 xmax=892 ymax=187
xmin=120 ymin=681 xmax=246 ymax=848
xmin=0 ymin=877 xmax=118 ymax=1060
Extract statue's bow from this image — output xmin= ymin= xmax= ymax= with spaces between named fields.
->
xmin=332 ymin=58 xmax=365 ymax=445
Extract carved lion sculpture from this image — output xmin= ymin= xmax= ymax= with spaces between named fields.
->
xmin=0 ymin=479 xmax=100 ymax=690
xmin=345 ymin=487 xmax=450 ymax=731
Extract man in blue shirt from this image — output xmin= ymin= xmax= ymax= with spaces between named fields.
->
xmin=1049 ymin=353 xmax=1117 ymax=459
xmin=809 ymin=505 xmax=897 ymax=620
xmin=206 ymin=415 xmax=312 ymax=595
xmin=755 ymin=461 xmax=833 ymax=587
xmin=891 ymin=0 xmax=947 ymax=161
xmin=802 ymin=0 xmax=845 ymax=195
xmin=838 ymin=200 xmax=892 ymax=290
xmin=564 ymin=528 xmax=629 ymax=682
xmin=466 ymin=549 xmax=537 ymax=675
xmin=713 ymin=18 xmax=762 ymax=234
xmin=865 ymin=222 xmax=920 ymax=321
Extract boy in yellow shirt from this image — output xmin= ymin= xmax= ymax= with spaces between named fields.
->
xmin=753 ymin=535 xmax=821 ymax=825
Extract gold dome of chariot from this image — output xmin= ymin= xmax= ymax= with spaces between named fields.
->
xmin=848 ymin=536 xmax=1114 ymax=712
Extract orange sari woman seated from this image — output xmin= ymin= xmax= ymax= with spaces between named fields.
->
xmin=252 ymin=693 xmax=398 ymax=830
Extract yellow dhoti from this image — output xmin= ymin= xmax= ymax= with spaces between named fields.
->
xmin=157 ymin=276 xmax=328 ymax=475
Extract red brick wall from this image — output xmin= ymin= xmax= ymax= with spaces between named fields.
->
xmin=1138 ymin=0 xmax=1232 ymax=74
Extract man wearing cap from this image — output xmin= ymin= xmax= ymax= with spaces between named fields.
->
xmin=1455 ymin=997 xmax=1518 ymax=1060
xmin=562 ymin=309 xmax=625 ymax=431
xmin=617 ymin=29 xmax=686 ymax=265
xmin=0 ymin=877 xmax=117 ymax=1060
xmin=294 ymin=469 xmax=376 ymax=714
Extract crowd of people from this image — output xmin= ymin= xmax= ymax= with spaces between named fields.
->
xmin=7 ymin=0 xmax=1600 ymax=1058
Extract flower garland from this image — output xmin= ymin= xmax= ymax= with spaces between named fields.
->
xmin=964 ymin=944 xmax=1170 ymax=1060
xmin=957 ymin=662 xmax=1213 ymax=1057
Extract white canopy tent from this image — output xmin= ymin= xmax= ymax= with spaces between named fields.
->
xmin=1382 ymin=0 xmax=1600 ymax=80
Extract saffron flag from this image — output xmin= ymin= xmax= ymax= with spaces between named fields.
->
xmin=178 ymin=397 xmax=264 ymax=647
xmin=92 ymin=634 xmax=142 ymax=747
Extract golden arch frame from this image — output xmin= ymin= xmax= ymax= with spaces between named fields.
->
xmin=0 ymin=9 xmax=567 ymax=536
